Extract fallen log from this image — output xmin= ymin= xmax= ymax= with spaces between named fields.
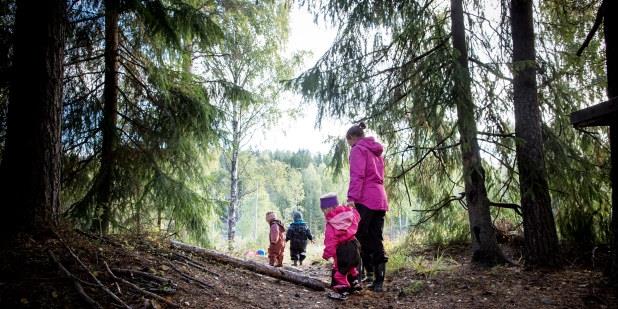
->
xmin=171 ymin=240 xmax=328 ymax=291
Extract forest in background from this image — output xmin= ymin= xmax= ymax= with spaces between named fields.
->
xmin=0 ymin=0 xmax=616 ymax=279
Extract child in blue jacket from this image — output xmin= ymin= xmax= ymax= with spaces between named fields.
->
xmin=286 ymin=211 xmax=313 ymax=266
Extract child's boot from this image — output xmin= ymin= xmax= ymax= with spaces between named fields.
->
xmin=327 ymin=291 xmax=348 ymax=300
xmin=292 ymin=260 xmax=298 ymax=266
xmin=348 ymin=276 xmax=362 ymax=292
xmin=347 ymin=268 xmax=362 ymax=292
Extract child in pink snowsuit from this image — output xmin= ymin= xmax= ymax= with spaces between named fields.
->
xmin=266 ymin=211 xmax=285 ymax=267
xmin=320 ymin=193 xmax=362 ymax=293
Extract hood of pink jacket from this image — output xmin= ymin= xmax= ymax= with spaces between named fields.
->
xmin=355 ymin=137 xmax=383 ymax=156
xmin=327 ymin=207 xmax=356 ymax=231
xmin=322 ymin=206 xmax=360 ymax=260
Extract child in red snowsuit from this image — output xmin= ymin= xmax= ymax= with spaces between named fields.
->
xmin=266 ymin=211 xmax=285 ymax=267
xmin=321 ymin=193 xmax=362 ymax=294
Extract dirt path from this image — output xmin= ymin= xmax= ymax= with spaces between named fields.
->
xmin=1 ymin=230 xmax=616 ymax=308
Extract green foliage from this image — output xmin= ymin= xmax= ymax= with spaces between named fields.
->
xmin=387 ymin=236 xmax=458 ymax=277
xmin=289 ymin=0 xmax=613 ymax=246
xmin=205 ymin=150 xmax=348 ymax=250
xmin=61 ymin=0 xmax=224 ymax=245
xmin=2 ymin=0 xmax=611 ymax=251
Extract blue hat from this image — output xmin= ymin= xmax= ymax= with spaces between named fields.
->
xmin=320 ymin=193 xmax=338 ymax=209
xmin=292 ymin=210 xmax=303 ymax=222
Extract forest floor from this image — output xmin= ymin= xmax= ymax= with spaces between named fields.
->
xmin=1 ymin=228 xmax=616 ymax=308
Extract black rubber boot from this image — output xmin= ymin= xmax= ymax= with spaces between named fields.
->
xmin=371 ymin=263 xmax=385 ymax=292
xmin=292 ymin=260 xmax=298 ymax=266
xmin=361 ymin=264 xmax=374 ymax=283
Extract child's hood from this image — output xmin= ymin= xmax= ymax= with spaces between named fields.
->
xmin=355 ymin=137 xmax=384 ymax=156
xmin=326 ymin=206 xmax=356 ymax=230
xmin=270 ymin=219 xmax=285 ymax=230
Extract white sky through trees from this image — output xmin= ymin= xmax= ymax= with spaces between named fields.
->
xmin=248 ymin=5 xmax=348 ymax=154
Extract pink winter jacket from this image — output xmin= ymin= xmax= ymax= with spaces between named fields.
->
xmin=347 ymin=137 xmax=389 ymax=211
xmin=322 ymin=205 xmax=361 ymax=260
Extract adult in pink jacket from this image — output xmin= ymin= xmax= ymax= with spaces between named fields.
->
xmin=345 ymin=122 xmax=388 ymax=292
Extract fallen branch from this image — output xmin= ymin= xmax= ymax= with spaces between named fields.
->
xmin=73 ymin=229 xmax=122 ymax=247
xmin=103 ymin=261 xmax=179 ymax=308
xmin=166 ymin=261 xmax=214 ymax=290
xmin=60 ymin=241 xmax=130 ymax=309
xmin=111 ymin=268 xmax=174 ymax=286
xmin=171 ymin=240 xmax=328 ymax=291
xmin=172 ymin=252 xmax=221 ymax=277
xmin=48 ymin=250 xmax=102 ymax=309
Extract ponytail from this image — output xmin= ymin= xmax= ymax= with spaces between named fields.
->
xmin=346 ymin=122 xmax=366 ymax=139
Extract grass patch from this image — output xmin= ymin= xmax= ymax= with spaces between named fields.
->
xmin=402 ymin=280 xmax=425 ymax=295
xmin=386 ymin=237 xmax=459 ymax=278
xmin=409 ymin=252 xmax=458 ymax=278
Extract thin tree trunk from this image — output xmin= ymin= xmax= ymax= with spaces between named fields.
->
xmin=97 ymin=0 xmax=120 ymax=234
xmin=0 ymin=0 xmax=66 ymax=237
xmin=157 ymin=208 xmax=162 ymax=231
xmin=510 ymin=0 xmax=560 ymax=267
xmin=602 ymin=0 xmax=618 ymax=283
xmin=228 ymin=103 xmax=240 ymax=250
xmin=450 ymin=0 xmax=507 ymax=265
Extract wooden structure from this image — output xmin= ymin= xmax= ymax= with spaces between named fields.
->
xmin=570 ymin=98 xmax=618 ymax=128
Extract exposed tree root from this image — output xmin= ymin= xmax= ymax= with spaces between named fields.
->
xmin=103 ymin=261 xmax=179 ymax=308
xmin=48 ymin=250 xmax=102 ymax=309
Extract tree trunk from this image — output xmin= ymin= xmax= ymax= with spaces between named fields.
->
xmin=0 ymin=0 xmax=66 ymax=236
xmin=171 ymin=240 xmax=328 ymax=291
xmin=510 ymin=0 xmax=560 ymax=267
xmin=228 ymin=102 xmax=241 ymax=250
xmin=157 ymin=208 xmax=162 ymax=231
xmin=450 ymin=0 xmax=507 ymax=265
xmin=96 ymin=0 xmax=120 ymax=234
xmin=602 ymin=0 xmax=618 ymax=283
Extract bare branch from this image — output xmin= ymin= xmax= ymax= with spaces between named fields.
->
xmin=577 ymin=0 xmax=606 ymax=56
xmin=489 ymin=201 xmax=523 ymax=216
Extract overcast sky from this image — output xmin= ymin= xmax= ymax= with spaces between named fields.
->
xmin=247 ymin=5 xmax=348 ymax=154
